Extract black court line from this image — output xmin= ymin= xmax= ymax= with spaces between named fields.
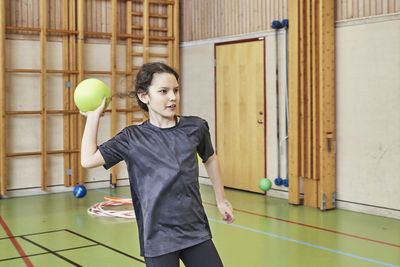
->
xmin=65 ymin=229 xmax=145 ymax=263
xmin=0 ymin=229 xmax=66 ymax=241
xmin=1 ymin=229 xmax=145 ymax=265
xmin=0 ymin=244 xmax=98 ymax=262
xmin=20 ymin=236 xmax=82 ymax=267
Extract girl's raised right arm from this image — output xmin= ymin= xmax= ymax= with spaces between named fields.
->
xmin=80 ymin=98 xmax=106 ymax=168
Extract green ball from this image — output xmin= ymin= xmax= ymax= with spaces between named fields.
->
xmin=74 ymin=78 xmax=111 ymax=112
xmin=258 ymin=178 xmax=272 ymax=191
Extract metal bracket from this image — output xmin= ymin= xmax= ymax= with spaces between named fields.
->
xmin=332 ymin=192 xmax=336 ymax=208
xmin=322 ymin=194 xmax=326 ymax=211
xmin=65 ymin=81 xmax=72 ymax=88
xmin=66 ymin=169 xmax=72 ymax=175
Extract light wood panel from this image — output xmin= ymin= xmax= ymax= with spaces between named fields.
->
xmin=318 ymin=0 xmax=336 ymax=211
xmin=288 ymin=0 xmax=336 ymax=210
xmin=180 ymin=0 xmax=399 ymax=42
xmin=216 ymin=39 xmax=265 ymax=193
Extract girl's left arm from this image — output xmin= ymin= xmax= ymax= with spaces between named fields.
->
xmin=204 ymin=154 xmax=235 ymax=224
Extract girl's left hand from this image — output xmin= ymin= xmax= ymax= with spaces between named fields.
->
xmin=217 ymin=199 xmax=235 ymax=224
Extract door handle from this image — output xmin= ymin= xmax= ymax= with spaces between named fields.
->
xmin=257 ymin=119 xmax=264 ymax=124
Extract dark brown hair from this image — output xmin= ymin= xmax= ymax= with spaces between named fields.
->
xmin=134 ymin=62 xmax=179 ymax=112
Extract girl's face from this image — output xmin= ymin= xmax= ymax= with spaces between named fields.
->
xmin=140 ymin=72 xmax=180 ymax=124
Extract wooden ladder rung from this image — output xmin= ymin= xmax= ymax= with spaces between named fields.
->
xmin=131 ymin=118 xmax=146 ymax=123
xmin=7 ymin=150 xmax=80 ymax=158
xmin=131 ymin=26 xmax=168 ymax=32
xmin=149 ymin=40 xmax=168 ymax=45
xmin=150 ymin=53 xmax=168 ymax=58
xmin=6 ymin=110 xmax=79 ymax=115
xmin=6 ymin=68 xmax=79 ymax=74
xmin=149 ymin=27 xmax=168 ymax=32
xmin=149 ymin=35 xmax=174 ymax=41
xmin=132 ymin=0 xmax=175 ymax=5
xmin=131 ymin=12 xmax=168 ymax=19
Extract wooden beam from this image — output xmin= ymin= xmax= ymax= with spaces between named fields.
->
xmin=0 ymin=0 xmax=6 ymax=195
xmin=126 ymin=0 xmax=133 ymax=126
xmin=173 ymin=0 xmax=180 ymax=72
xmin=312 ymin=0 xmax=321 ymax=183
xmin=143 ymin=0 xmax=150 ymax=63
xmin=111 ymin=0 xmax=118 ymax=185
xmin=62 ymin=0 xmax=71 ymax=187
xmin=77 ymin=0 xmax=85 ymax=185
xmin=7 ymin=150 xmax=80 ymax=157
xmin=167 ymin=4 xmax=173 ymax=66
xmin=303 ymin=0 xmax=318 ymax=208
xmin=40 ymin=0 xmax=47 ymax=191
xmin=288 ymin=0 xmax=301 ymax=205
xmin=69 ymin=0 xmax=78 ymax=186
xmin=318 ymin=0 xmax=336 ymax=211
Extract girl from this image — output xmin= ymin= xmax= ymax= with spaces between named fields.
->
xmin=80 ymin=62 xmax=234 ymax=267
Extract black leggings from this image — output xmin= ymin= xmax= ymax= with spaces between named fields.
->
xmin=144 ymin=240 xmax=223 ymax=267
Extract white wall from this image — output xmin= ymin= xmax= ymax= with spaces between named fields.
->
xmin=180 ymin=16 xmax=400 ymax=219
xmin=335 ymin=18 xmax=400 ymax=218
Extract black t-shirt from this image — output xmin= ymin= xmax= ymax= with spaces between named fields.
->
xmin=98 ymin=116 xmax=215 ymax=257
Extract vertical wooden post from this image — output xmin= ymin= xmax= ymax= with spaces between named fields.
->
xmin=69 ymin=0 xmax=78 ymax=185
xmin=0 ymin=0 xmax=6 ymax=195
xmin=318 ymin=0 xmax=336 ymax=211
xmin=40 ymin=0 xmax=47 ymax=191
xmin=110 ymin=0 xmax=118 ymax=185
xmin=126 ymin=0 xmax=133 ymax=126
xmin=62 ymin=0 xmax=71 ymax=187
xmin=288 ymin=0 xmax=335 ymax=209
xmin=143 ymin=0 xmax=149 ymax=63
xmin=288 ymin=0 xmax=301 ymax=205
xmin=312 ymin=0 xmax=321 ymax=195
xmin=77 ymin=0 xmax=85 ymax=185
xmin=173 ymin=0 xmax=180 ymax=72
xmin=167 ymin=4 xmax=173 ymax=67
xmin=304 ymin=0 xmax=318 ymax=207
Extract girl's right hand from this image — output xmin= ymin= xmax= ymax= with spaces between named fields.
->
xmin=80 ymin=97 xmax=107 ymax=118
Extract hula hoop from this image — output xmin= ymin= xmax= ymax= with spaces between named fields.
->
xmin=87 ymin=200 xmax=135 ymax=219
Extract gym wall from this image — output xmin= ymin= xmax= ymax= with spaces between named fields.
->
xmin=180 ymin=14 xmax=400 ymax=219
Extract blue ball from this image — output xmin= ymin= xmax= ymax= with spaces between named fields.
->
xmin=274 ymin=177 xmax=283 ymax=186
xmin=73 ymin=185 xmax=87 ymax=198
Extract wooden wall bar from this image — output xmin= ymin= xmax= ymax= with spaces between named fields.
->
xmin=5 ymin=0 xmax=167 ymax=40
xmin=40 ymin=0 xmax=48 ymax=191
xmin=69 ymin=0 xmax=79 ymax=186
xmin=0 ymin=0 xmax=6 ymax=195
xmin=62 ymin=0 xmax=71 ymax=187
xmin=1 ymin=0 xmax=179 ymax=194
xmin=110 ymin=0 xmax=118 ymax=185
xmin=288 ymin=0 xmax=336 ymax=210
xmin=126 ymin=0 xmax=133 ymax=127
xmin=77 ymin=0 xmax=85 ymax=185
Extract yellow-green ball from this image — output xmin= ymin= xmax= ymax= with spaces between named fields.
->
xmin=259 ymin=178 xmax=272 ymax=191
xmin=74 ymin=78 xmax=111 ymax=112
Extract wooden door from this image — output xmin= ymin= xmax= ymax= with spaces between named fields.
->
xmin=215 ymin=39 xmax=265 ymax=193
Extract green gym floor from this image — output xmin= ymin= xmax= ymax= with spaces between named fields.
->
xmin=0 ymin=184 xmax=399 ymax=267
